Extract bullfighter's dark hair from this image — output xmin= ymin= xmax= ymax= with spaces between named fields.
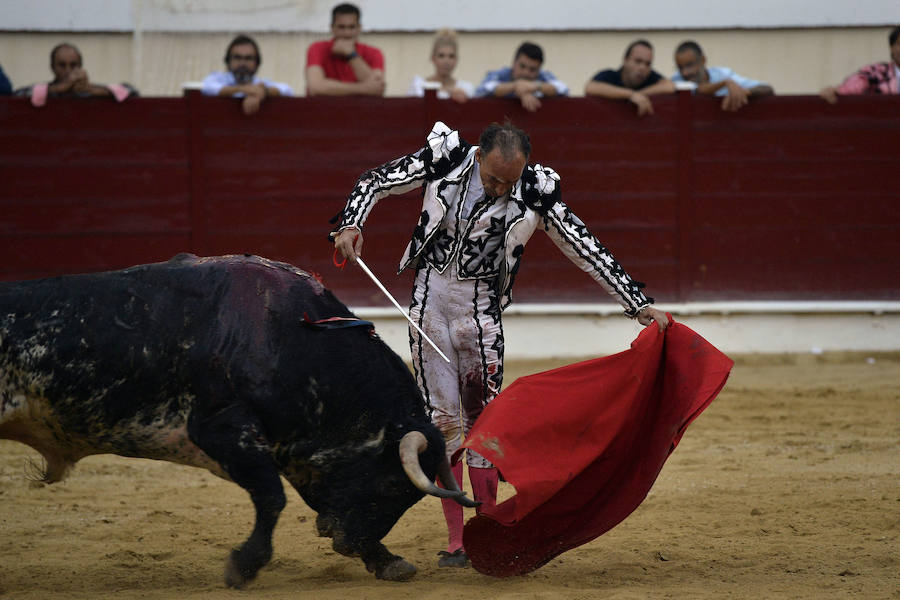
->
xmin=50 ymin=43 xmax=82 ymax=67
xmin=625 ymin=39 xmax=653 ymax=59
xmin=479 ymin=120 xmax=531 ymax=161
xmin=889 ymin=26 xmax=900 ymax=46
xmin=224 ymin=34 xmax=261 ymax=66
xmin=514 ymin=42 xmax=544 ymax=65
xmin=332 ymin=3 xmax=361 ymax=24
xmin=675 ymin=40 xmax=704 ymax=58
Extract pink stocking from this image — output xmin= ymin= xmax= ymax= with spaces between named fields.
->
xmin=439 ymin=462 xmax=465 ymax=552
xmin=469 ymin=467 xmax=498 ymax=514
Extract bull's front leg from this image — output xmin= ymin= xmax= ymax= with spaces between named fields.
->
xmin=224 ymin=486 xmax=286 ymax=588
xmin=359 ymin=541 xmax=417 ymax=582
xmin=317 ymin=515 xmax=415 ymax=580
xmin=188 ymin=404 xmax=286 ymax=588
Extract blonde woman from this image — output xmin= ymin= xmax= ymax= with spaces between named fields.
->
xmin=408 ymin=29 xmax=474 ymax=103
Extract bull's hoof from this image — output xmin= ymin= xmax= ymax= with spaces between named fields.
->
xmin=375 ymin=558 xmax=417 ymax=582
xmin=223 ymin=549 xmax=258 ymax=589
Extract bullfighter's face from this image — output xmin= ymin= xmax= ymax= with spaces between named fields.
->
xmin=475 ymin=147 xmax=527 ymax=199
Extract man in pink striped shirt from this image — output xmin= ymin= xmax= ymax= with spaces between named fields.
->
xmin=820 ymin=26 xmax=900 ymax=104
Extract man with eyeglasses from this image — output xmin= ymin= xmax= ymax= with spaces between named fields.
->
xmin=202 ymin=35 xmax=293 ymax=115
xmin=332 ymin=120 xmax=668 ymax=568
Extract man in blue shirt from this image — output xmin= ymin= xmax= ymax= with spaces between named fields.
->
xmin=672 ymin=40 xmax=773 ymax=112
xmin=585 ymin=39 xmax=675 ymax=117
xmin=202 ymin=35 xmax=293 ymax=115
xmin=475 ymin=42 xmax=569 ymax=112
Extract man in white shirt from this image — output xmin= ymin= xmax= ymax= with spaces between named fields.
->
xmin=672 ymin=40 xmax=773 ymax=112
xmin=202 ymin=35 xmax=293 ymax=115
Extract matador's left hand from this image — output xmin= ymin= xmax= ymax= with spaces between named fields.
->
xmin=637 ymin=307 xmax=669 ymax=332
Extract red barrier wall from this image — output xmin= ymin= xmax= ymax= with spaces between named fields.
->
xmin=2 ymin=92 xmax=898 ymax=308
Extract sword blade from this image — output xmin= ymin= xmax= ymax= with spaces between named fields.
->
xmin=355 ymin=258 xmax=451 ymax=363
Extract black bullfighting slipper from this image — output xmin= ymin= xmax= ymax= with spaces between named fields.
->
xmin=437 ymin=549 xmax=470 ymax=568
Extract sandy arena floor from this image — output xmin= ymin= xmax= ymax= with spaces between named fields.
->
xmin=1 ymin=353 xmax=898 ymax=599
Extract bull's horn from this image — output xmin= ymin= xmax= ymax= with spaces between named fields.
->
xmin=436 ymin=458 xmax=460 ymax=492
xmin=399 ymin=431 xmax=478 ymax=508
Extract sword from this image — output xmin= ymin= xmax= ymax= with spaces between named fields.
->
xmin=356 ymin=257 xmax=451 ymax=363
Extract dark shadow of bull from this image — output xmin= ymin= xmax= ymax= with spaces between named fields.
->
xmin=0 ymin=254 xmax=475 ymax=587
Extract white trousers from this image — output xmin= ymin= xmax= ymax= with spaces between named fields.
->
xmin=408 ymin=261 xmax=504 ymax=469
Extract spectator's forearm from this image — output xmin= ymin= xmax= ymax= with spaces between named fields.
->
xmin=348 ymin=58 xmax=377 ymax=83
xmin=748 ymin=84 xmax=774 ymax=98
xmin=584 ymin=81 xmax=633 ymax=99
xmin=641 ymin=80 xmax=676 ymax=96
xmin=48 ymin=80 xmax=73 ymax=95
xmin=85 ymin=84 xmax=113 ymax=97
xmin=307 ymin=78 xmax=383 ymax=97
xmin=538 ymin=82 xmax=559 ymax=97
xmin=490 ymin=82 xmax=517 ymax=97
xmin=695 ymin=80 xmax=727 ymax=96
xmin=217 ymin=85 xmax=253 ymax=97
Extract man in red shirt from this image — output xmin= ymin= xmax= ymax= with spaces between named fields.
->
xmin=306 ymin=3 xmax=385 ymax=96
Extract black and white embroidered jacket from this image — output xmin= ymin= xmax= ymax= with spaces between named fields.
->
xmin=336 ymin=121 xmax=651 ymax=316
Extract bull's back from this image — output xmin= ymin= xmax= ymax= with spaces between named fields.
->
xmin=1 ymin=257 xmax=217 ymax=397
xmin=0 ymin=256 xmax=233 ymax=468
xmin=0 ymin=254 xmax=427 ymax=475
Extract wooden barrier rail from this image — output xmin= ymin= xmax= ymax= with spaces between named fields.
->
xmin=2 ymin=91 xmax=897 ymax=307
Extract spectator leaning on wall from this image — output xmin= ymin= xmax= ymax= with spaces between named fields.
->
xmin=819 ymin=25 xmax=900 ymax=104
xmin=305 ymin=2 xmax=385 ymax=97
xmin=474 ymin=42 xmax=569 ymax=113
xmin=584 ymin=39 xmax=675 ymax=117
xmin=407 ymin=28 xmax=475 ymax=103
xmin=14 ymin=43 xmax=138 ymax=107
xmin=202 ymin=34 xmax=293 ymax=116
xmin=671 ymin=40 xmax=773 ymax=112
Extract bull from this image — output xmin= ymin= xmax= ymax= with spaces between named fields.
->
xmin=0 ymin=253 xmax=475 ymax=586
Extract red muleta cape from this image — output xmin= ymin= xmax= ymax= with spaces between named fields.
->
xmin=452 ymin=317 xmax=733 ymax=576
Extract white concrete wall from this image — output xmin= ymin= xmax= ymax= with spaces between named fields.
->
xmin=1 ymin=27 xmax=895 ymax=97
xmin=354 ymin=303 xmax=900 ymax=361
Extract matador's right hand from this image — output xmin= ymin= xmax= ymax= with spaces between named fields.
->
xmin=334 ymin=227 xmax=363 ymax=264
